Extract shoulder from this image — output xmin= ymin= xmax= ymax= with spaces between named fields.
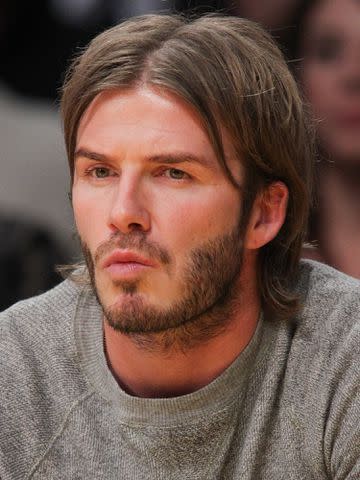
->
xmin=0 ymin=279 xmax=83 ymax=356
xmin=296 ymin=259 xmax=360 ymax=341
xmin=0 ymin=276 xmax=85 ymax=388
xmin=291 ymin=260 xmax=360 ymax=378
xmin=288 ymin=259 xmax=360 ymax=412
xmin=1 ymin=276 xmax=81 ymax=320
xmin=0 ymin=280 xmax=92 ymax=478
xmin=287 ymin=261 xmax=360 ymax=476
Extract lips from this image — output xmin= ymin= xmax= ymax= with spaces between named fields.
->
xmin=101 ymin=250 xmax=156 ymax=270
xmin=336 ymin=112 xmax=360 ymax=128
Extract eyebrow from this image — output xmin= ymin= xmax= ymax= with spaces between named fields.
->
xmin=74 ymin=148 xmax=217 ymax=171
xmin=148 ymin=153 xmax=216 ymax=170
xmin=74 ymin=149 xmax=108 ymax=162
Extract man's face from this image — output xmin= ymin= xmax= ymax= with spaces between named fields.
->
xmin=72 ymin=87 xmax=246 ymax=335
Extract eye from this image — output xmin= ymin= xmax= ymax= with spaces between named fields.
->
xmin=84 ymin=166 xmax=115 ymax=179
xmin=309 ymin=36 xmax=343 ymax=63
xmin=93 ymin=167 xmax=111 ymax=178
xmin=164 ymin=168 xmax=189 ymax=180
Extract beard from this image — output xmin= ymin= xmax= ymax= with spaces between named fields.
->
xmin=82 ymin=225 xmax=244 ymax=351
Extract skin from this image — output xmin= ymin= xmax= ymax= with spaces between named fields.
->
xmin=72 ymin=86 xmax=288 ymax=398
xmin=300 ymin=0 xmax=360 ymax=162
xmin=300 ymin=0 xmax=360 ymax=278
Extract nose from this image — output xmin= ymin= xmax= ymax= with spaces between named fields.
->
xmin=108 ymin=172 xmax=151 ymax=234
xmin=341 ymin=52 xmax=360 ymax=94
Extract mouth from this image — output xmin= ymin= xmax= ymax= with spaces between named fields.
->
xmin=101 ymin=250 xmax=157 ymax=279
xmin=336 ymin=112 xmax=360 ymax=128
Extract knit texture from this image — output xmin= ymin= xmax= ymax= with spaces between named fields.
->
xmin=0 ymin=260 xmax=359 ymax=479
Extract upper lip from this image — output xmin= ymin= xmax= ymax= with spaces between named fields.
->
xmin=337 ymin=112 xmax=360 ymax=123
xmin=101 ymin=250 xmax=156 ymax=269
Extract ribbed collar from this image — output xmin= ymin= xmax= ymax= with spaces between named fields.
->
xmin=75 ymin=286 xmax=273 ymax=427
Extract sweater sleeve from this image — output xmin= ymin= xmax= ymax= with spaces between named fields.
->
xmin=0 ymin=282 xmax=88 ymax=480
xmin=323 ymin=320 xmax=360 ymax=480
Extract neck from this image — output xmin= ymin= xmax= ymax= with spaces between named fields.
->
xmin=314 ymin=162 xmax=360 ymax=278
xmin=103 ymin=259 xmax=260 ymax=398
xmin=319 ymin=162 xmax=360 ymax=222
xmin=322 ymin=159 xmax=360 ymax=196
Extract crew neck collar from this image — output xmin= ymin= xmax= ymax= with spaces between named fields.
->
xmin=75 ymin=286 xmax=272 ymax=426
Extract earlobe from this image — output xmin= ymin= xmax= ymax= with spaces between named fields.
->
xmin=244 ymin=181 xmax=288 ymax=250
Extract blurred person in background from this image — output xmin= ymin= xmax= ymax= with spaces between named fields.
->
xmin=284 ymin=0 xmax=360 ymax=279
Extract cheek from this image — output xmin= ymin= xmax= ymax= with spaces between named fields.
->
xmin=302 ymin=63 xmax=336 ymax=115
xmin=159 ymin=188 xmax=240 ymax=249
xmin=72 ymin=187 xmax=110 ymax=249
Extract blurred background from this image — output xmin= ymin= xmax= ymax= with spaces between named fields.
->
xmin=1 ymin=0 xmax=359 ymax=310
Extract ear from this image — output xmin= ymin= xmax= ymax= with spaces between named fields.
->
xmin=244 ymin=181 xmax=288 ymax=250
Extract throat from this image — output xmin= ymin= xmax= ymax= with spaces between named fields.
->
xmin=103 ymin=302 xmax=260 ymax=399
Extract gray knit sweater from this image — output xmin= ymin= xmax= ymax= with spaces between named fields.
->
xmin=0 ymin=260 xmax=359 ymax=479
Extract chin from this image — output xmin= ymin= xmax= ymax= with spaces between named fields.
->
xmin=325 ymin=139 xmax=360 ymax=164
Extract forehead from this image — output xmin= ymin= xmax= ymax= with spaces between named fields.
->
xmin=76 ymin=87 xmax=241 ymax=179
xmin=78 ymin=87 xmax=211 ymax=149
xmin=304 ymin=0 xmax=360 ymax=34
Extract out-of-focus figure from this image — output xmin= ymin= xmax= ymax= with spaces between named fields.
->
xmin=288 ymin=0 xmax=360 ymax=279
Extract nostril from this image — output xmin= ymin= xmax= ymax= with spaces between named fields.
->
xmin=128 ymin=222 xmax=144 ymax=231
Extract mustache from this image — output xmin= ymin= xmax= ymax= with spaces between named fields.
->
xmin=93 ymin=231 xmax=171 ymax=266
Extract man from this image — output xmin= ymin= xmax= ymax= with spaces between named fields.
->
xmin=0 ymin=14 xmax=359 ymax=479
